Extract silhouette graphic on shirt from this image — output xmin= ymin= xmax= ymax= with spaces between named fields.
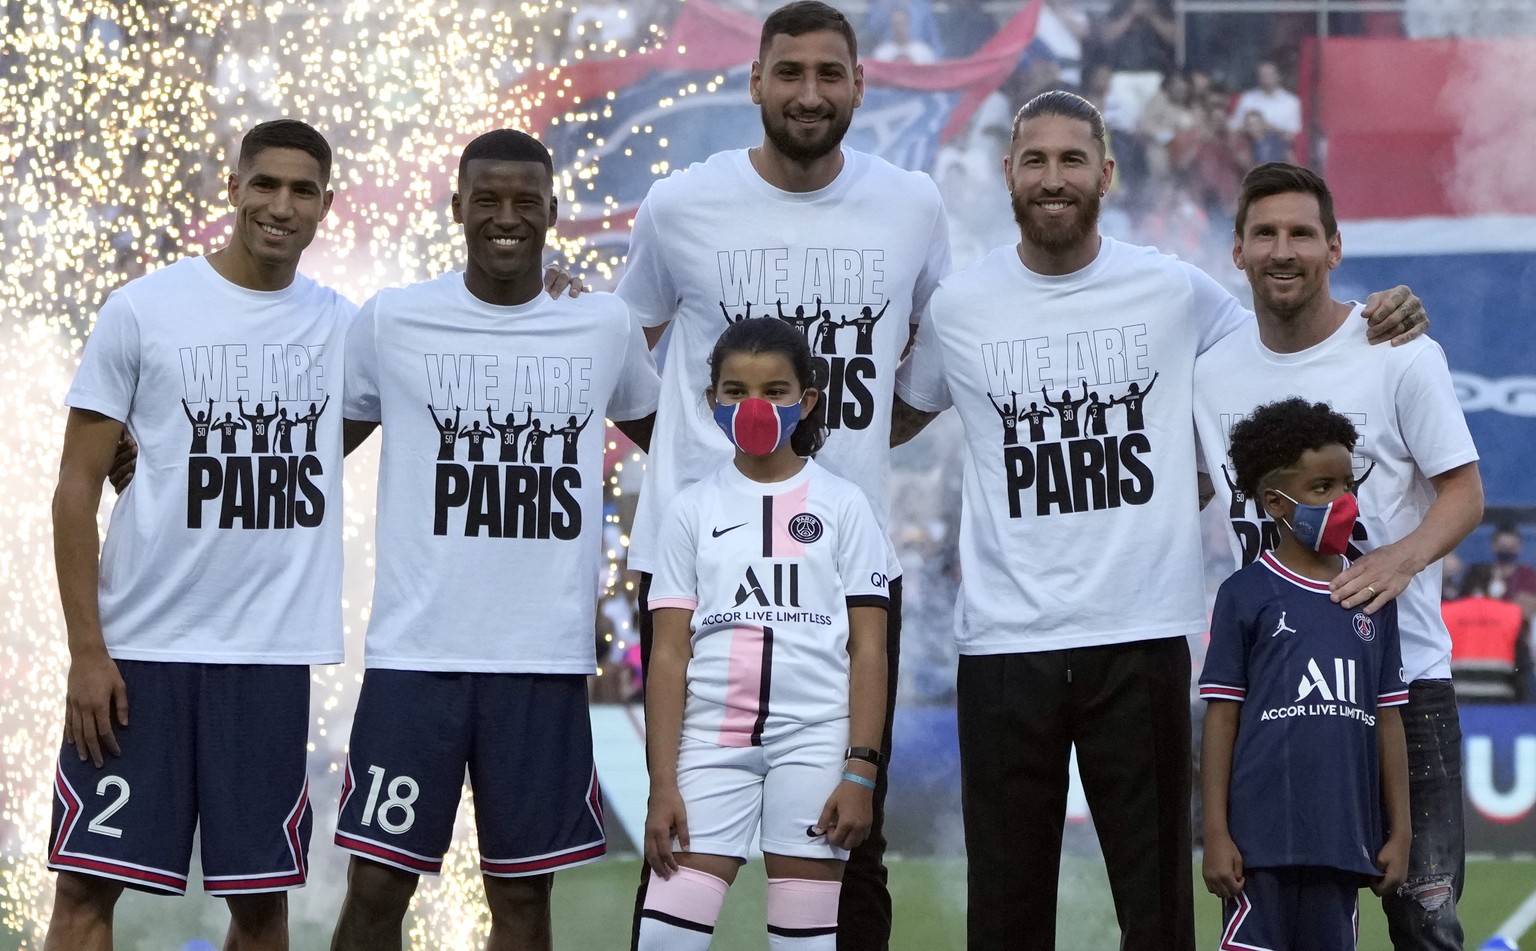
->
xmin=848 ymin=300 xmax=890 ymax=355
xmin=458 ymin=420 xmax=491 ymax=462
xmin=777 ymin=300 xmax=819 ymax=343
xmin=239 ymin=394 xmax=281 ymax=454
xmin=296 ymin=396 xmax=330 ymax=453
xmin=1042 ymin=381 xmax=1089 ymax=439
xmin=990 ymin=390 xmax=1021 ymax=445
xmin=555 ymin=409 xmax=595 ymax=465
xmin=1222 ymin=465 xmax=1247 ymax=519
xmin=274 ymin=408 xmax=297 ymax=454
xmin=524 ymin=419 xmax=552 ymax=464
xmin=721 ymin=302 xmax=758 ymax=325
xmin=181 ymin=398 xmax=214 ymax=454
xmin=211 ymin=412 xmax=247 ymax=454
xmin=1085 ymin=391 xmax=1111 ymax=436
xmin=1272 ymin=611 xmax=1297 ymax=637
xmin=488 ymin=404 xmax=534 ymax=463
xmin=429 ymin=405 xmax=462 ymax=461
xmin=1109 ymin=372 xmax=1159 ymax=431
xmin=1019 ymin=401 xmax=1054 ymax=443
xmin=813 ymin=307 xmax=852 ymax=356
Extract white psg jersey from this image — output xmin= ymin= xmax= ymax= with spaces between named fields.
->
xmin=648 ymin=460 xmax=890 ymax=746
xmin=345 ymin=273 xmax=660 ymax=672
xmin=618 ymin=148 xmax=951 ymax=576
xmin=66 ymin=256 xmax=354 ymax=664
xmin=1193 ymin=306 xmax=1479 ymax=682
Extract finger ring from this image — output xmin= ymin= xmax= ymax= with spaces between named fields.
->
xmin=1366 ymin=585 xmax=1377 ymax=596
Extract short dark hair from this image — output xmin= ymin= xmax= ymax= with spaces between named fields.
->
xmin=1236 ymin=162 xmax=1338 ymax=239
xmin=1493 ymin=523 xmax=1522 ymax=541
xmin=1011 ymin=90 xmax=1107 ymax=155
xmin=458 ymin=129 xmax=553 ymax=183
xmin=760 ymin=1 xmax=857 ymax=63
xmin=1227 ymin=396 xmax=1358 ymax=499
xmin=238 ymin=119 xmax=332 ymax=184
xmin=708 ymin=316 xmax=828 ymax=457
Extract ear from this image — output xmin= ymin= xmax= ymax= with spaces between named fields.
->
xmin=1232 ymin=231 xmax=1245 ymax=271
xmin=1326 ymin=229 xmax=1341 ymax=270
xmin=706 ymin=386 xmax=718 ymax=411
xmin=852 ymin=63 xmax=865 ymax=108
xmin=801 ymin=387 xmax=820 ymax=417
xmin=320 ymin=188 xmax=334 ymax=219
xmin=750 ymin=60 xmax=763 ymax=105
xmin=1260 ymin=487 xmax=1289 ymax=521
xmin=451 ymin=191 xmax=463 ymax=225
xmin=226 ymin=172 xmax=240 ymax=206
xmin=1099 ymin=156 xmax=1115 ymax=196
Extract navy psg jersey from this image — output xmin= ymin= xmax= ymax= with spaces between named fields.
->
xmin=1200 ymin=552 xmax=1409 ymax=876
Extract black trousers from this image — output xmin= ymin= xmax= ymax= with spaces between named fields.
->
xmin=957 ymin=638 xmax=1195 ymax=951
xmin=631 ymin=572 xmax=903 ymax=951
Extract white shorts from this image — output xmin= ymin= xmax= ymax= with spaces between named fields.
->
xmin=674 ymin=718 xmax=850 ymax=861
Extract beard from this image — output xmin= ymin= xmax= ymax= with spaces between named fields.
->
xmin=1011 ymin=187 xmax=1101 ymax=253
xmin=761 ymin=105 xmax=853 ymax=164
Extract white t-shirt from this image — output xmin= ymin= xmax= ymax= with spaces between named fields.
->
xmin=1192 ymin=306 xmax=1479 ymax=682
xmin=648 ymin=460 xmax=890 ymax=746
xmin=618 ymin=148 xmax=951 ymax=577
xmin=345 ymin=273 xmax=661 ymax=673
xmin=895 ymin=238 xmax=1248 ymax=654
xmin=65 ymin=256 xmax=354 ymax=664
xmin=1228 ymin=87 xmax=1302 ymax=137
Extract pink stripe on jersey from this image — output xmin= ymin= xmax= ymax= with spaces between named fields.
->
xmin=1200 ymin=685 xmax=1247 ymax=701
xmin=1379 ymin=690 xmax=1411 ymax=706
xmin=768 ymin=481 xmax=811 ymax=558
xmin=649 ymin=597 xmax=698 ymax=611
xmin=719 ymin=625 xmax=766 ymax=747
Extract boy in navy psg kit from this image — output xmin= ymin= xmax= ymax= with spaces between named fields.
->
xmin=1200 ymin=397 xmax=1411 ymax=950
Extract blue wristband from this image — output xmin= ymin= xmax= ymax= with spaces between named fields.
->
xmin=841 ymin=771 xmax=876 ymax=790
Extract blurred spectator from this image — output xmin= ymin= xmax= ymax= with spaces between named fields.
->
xmin=1098 ymin=0 xmax=1177 ymax=75
xmin=1178 ymin=103 xmax=1246 ymax=215
xmin=873 ymin=5 xmax=939 ymax=63
xmin=1441 ymin=549 xmax=1465 ymax=600
xmin=1136 ymin=180 xmax=1210 ymax=261
xmin=1030 ymin=0 xmax=1091 ymax=85
xmin=866 ymin=0 xmax=944 ymax=59
xmin=939 ymin=0 xmax=998 ymax=59
xmin=1226 ymin=61 xmax=1301 ymax=145
xmin=1445 ymin=563 xmax=1529 ymax=703
xmin=1479 ymin=524 xmax=1536 ymax=621
xmin=1236 ymin=108 xmax=1294 ymax=165
xmin=1137 ymin=71 xmax=1201 ymax=179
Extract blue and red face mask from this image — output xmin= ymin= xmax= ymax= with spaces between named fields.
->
xmin=1276 ymin=490 xmax=1360 ymax=557
xmin=713 ymin=398 xmax=802 ymax=456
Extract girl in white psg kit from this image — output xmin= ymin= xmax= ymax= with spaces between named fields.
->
xmin=638 ymin=318 xmax=890 ymax=950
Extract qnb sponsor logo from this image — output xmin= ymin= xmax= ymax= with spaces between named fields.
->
xmin=1465 ymin=735 xmax=1536 ymax=824
xmin=1453 ymin=373 xmax=1536 ymax=416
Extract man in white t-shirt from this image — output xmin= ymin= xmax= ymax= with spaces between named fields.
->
xmin=1193 ymin=162 xmax=1482 ymax=950
xmin=891 ymin=91 xmax=1426 ymax=950
xmin=329 ymin=129 xmax=660 ymax=951
xmin=617 ymin=4 xmax=950 ymax=946
xmin=1227 ymin=61 xmax=1302 ymax=143
xmin=48 ymin=119 xmax=353 ymax=951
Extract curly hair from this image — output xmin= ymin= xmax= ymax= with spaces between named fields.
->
xmin=1227 ymin=396 xmax=1358 ymax=499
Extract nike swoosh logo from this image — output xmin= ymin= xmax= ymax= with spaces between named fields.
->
xmin=712 ymin=522 xmax=748 ymax=538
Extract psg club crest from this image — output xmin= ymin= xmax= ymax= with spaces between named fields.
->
xmin=1353 ymin=612 xmax=1376 ymax=642
xmin=789 ymin=513 xmax=824 ymax=544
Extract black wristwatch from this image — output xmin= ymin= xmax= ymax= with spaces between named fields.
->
xmin=845 ymin=746 xmax=884 ymax=768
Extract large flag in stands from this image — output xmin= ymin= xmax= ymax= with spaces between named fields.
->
xmin=518 ymin=0 xmax=1041 ymax=249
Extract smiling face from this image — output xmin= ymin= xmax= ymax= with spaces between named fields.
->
xmin=452 ymin=158 xmax=556 ymax=304
xmin=1005 ymin=113 xmax=1112 ymax=259
xmin=751 ymin=29 xmax=863 ymax=165
xmin=1234 ymin=190 xmax=1340 ymax=321
xmin=226 ymin=147 xmax=332 ymax=281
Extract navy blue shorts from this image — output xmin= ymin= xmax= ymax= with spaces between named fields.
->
xmin=334 ymin=670 xmax=605 ymax=877
xmin=1221 ymin=866 xmax=1362 ymax=950
xmin=48 ymin=661 xmax=312 ymax=896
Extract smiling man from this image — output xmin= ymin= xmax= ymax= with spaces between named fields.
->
xmin=617 ymin=4 xmax=950 ymax=948
xmin=1192 ymin=163 xmax=1482 ymax=950
xmin=892 ymin=93 xmax=1429 ymax=950
xmin=328 ymin=129 xmax=659 ymax=951
xmin=47 ymin=118 xmax=352 ymax=951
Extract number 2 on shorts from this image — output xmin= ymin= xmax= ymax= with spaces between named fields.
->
xmin=87 ymin=775 xmax=130 ymax=838
xmin=361 ymin=765 xmax=419 ymax=834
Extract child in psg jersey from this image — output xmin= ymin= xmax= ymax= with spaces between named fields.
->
xmin=1200 ymin=397 xmax=1411 ymax=949
xmin=638 ymin=318 xmax=889 ymax=950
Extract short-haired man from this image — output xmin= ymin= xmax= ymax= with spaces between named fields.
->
xmin=329 ymin=129 xmax=660 ymax=951
xmin=48 ymin=118 xmax=352 ymax=951
xmin=618 ymin=3 xmax=950 ymax=946
xmin=892 ymin=92 xmax=1425 ymax=949
xmin=1193 ymin=162 xmax=1482 ymax=949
